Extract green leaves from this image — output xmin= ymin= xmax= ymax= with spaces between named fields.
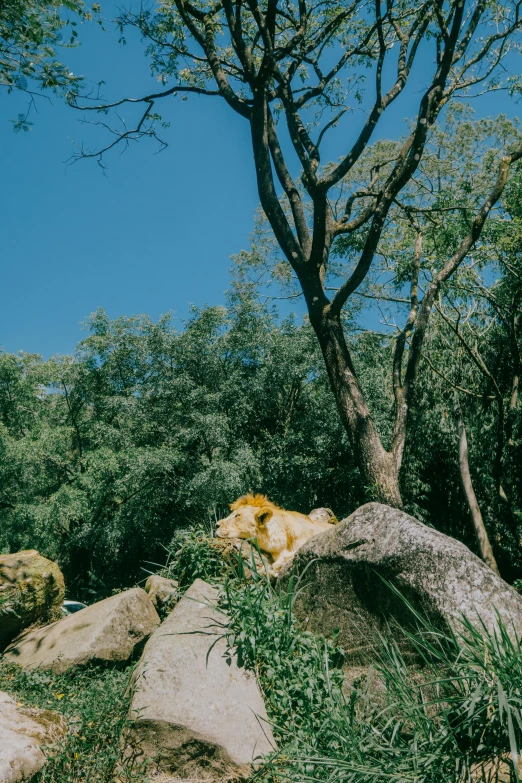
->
xmin=0 ymin=0 xmax=85 ymax=107
xmin=9 ymin=112 xmax=33 ymax=131
xmin=0 ymin=303 xmax=359 ymax=597
xmin=217 ymin=562 xmax=346 ymax=756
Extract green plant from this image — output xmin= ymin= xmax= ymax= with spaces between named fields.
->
xmin=163 ymin=525 xmax=227 ymax=590
xmin=0 ymin=660 xmax=148 ymax=783
xmin=216 ymin=561 xmax=522 ymax=783
xmin=218 ymin=559 xmax=346 ymax=749
xmin=281 ymin=615 xmax=522 ymax=782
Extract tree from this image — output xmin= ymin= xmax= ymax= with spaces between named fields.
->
xmin=236 ymin=109 xmax=522 ymax=508
xmin=1 ymin=0 xmax=88 ymax=129
xmin=453 ymin=392 xmax=500 ymax=574
xmin=434 ymin=271 xmax=521 ymax=520
xmin=70 ymin=0 xmax=522 ymax=506
xmin=416 ymin=163 xmax=522 ymax=568
xmin=230 ymin=108 xmax=522 ymax=570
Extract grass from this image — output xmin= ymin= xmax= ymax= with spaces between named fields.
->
xmin=212 ymin=545 xmax=522 ymax=783
xmin=161 ymin=523 xmax=227 ymax=589
xmin=218 ymin=556 xmax=346 ymax=746
xmin=0 ymin=660 xmax=148 ymax=783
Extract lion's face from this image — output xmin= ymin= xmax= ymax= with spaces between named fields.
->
xmin=216 ymin=505 xmax=258 ymax=540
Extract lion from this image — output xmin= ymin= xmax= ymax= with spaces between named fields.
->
xmin=216 ymin=494 xmax=335 ymax=575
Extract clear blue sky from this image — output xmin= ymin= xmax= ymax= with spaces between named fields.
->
xmin=0 ymin=11 xmax=518 ymax=357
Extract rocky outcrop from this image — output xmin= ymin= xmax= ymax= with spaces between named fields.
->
xmin=281 ymin=503 xmax=522 ymax=665
xmin=145 ymin=575 xmax=179 ymax=610
xmin=126 ymin=578 xmax=274 ymax=780
xmin=4 ymin=588 xmax=159 ymax=673
xmin=0 ymin=550 xmax=65 ymax=650
xmin=0 ymin=691 xmax=66 ymax=783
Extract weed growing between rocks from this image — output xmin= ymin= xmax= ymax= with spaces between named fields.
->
xmin=162 ymin=524 xmax=227 ymax=589
xmin=219 ymin=560 xmax=346 ymax=745
xmin=0 ymin=660 xmax=148 ymax=783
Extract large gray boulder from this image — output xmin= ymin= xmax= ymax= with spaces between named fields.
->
xmin=4 ymin=588 xmax=159 ymax=673
xmin=126 ymin=578 xmax=274 ymax=780
xmin=0 ymin=691 xmax=66 ymax=783
xmin=281 ymin=503 xmax=522 ymax=665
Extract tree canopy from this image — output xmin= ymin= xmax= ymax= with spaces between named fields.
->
xmin=1 ymin=266 xmax=521 ymax=594
xmin=0 ymin=0 xmax=89 ymax=129
xmin=69 ymin=0 xmax=522 ymax=508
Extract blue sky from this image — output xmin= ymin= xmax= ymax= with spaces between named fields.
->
xmin=0 ymin=10 xmax=519 ymax=357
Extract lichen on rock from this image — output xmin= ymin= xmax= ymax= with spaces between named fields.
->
xmin=0 ymin=550 xmax=65 ymax=650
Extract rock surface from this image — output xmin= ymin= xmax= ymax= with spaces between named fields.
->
xmin=126 ymin=578 xmax=274 ymax=780
xmin=309 ymin=507 xmax=338 ymax=525
xmin=145 ymin=575 xmax=179 ymax=610
xmin=0 ymin=690 xmax=66 ymax=783
xmin=281 ymin=503 xmax=522 ymax=665
xmin=0 ymin=550 xmax=65 ymax=650
xmin=4 ymin=588 xmax=159 ymax=673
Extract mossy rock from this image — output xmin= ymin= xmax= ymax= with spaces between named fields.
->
xmin=209 ymin=537 xmax=269 ymax=579
xmin=0 ymin=550 xmax=65 ymax=650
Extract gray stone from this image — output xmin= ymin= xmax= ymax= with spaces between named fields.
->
xmin=308 ymin=507 xmax=338 ymax=525
xmin=281 ymin=502 xmax=522 ymax=665
xmin=145 ymin=575 xmax=179 ymax=610
xmin=0 ymin=690 xmax=66 ymax=783
xmin=126 ymin=578 xmax=274 ymax=780
xmin=0 ymin=550 xmax=65 ymax=650
xmin=4 ymin=588 xmax=159 ymax=673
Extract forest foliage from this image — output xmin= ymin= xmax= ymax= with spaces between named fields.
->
xmin=1 ymin=237 xmax=521 ymax=596
xmin=0 ymin=294 xmax=357 ymax=597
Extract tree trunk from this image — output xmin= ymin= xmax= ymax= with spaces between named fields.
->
xmin=313 ymin=311 xmax=403 ymax=507
xmin=454 ymin=395 xmax=500 ymax=575
xmin=498 ymin=368 xmax=519 ymax=532
xmin=506 ymin=367 xmax=520 ymax=448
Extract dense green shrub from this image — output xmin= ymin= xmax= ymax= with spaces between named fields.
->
xmin=162 ymin=524 xmax=228 ymax=589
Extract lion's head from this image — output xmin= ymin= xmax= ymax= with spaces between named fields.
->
xmin=216 ymin=494 xmax=279 ymax=540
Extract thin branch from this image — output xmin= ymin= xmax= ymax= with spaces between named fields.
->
xmin=422 ymin=351 xmax=494 ymax=399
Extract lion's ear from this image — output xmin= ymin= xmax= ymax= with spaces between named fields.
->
xmin=255 ymin=507 xmax=273 ymax=527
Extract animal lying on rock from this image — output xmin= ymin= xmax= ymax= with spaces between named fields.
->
xmin=216 ymin=494 xmax=335 ymax=574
